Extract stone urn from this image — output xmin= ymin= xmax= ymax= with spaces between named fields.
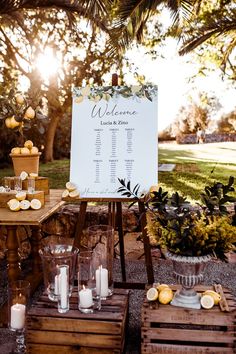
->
xmin=165 ymin=250 xmax=211 ymax=309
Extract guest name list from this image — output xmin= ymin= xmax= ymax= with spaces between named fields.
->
xmin=70 ymin=86 xmax=158 ymax=198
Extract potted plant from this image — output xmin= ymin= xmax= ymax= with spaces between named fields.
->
xmin=0 ymin=89 xmax=47 ymax=175
xmin=118 ymin=176 xmax=236 ymax=308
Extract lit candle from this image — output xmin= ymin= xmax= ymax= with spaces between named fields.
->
xmin=10 ymin=303 xmax=26 ymax=330
xmin=79 ymin=285 xmax=93 ymax=308
xmin=96 ymin=266 xmax=108 ymax=297
xmin=59 ymin=266 xmax=69 ymax=309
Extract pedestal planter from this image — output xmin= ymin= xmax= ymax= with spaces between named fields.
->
xmin=165 ymin=250 xmax=211 ymax=309
xmin=10 ymin=153 xmax=41 ymax=176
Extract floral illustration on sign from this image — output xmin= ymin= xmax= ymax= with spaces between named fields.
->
xmin=73 ymin=85 xmax=157 ymax=104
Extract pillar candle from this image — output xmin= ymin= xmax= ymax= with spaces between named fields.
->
xmin=59 ymin=266 xmax=69 ymax=309
xmin=79 ymin=286 xmax=93 ymax=308
xmin=54 ymin=274 xmax=60 ymax=295
xmin=96 ymin=266 xmax=108 ymax=297
xmin=10 ymin=303 xmax=26 ymax=330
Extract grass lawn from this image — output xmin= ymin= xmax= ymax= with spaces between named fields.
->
xmin=1 ymin=142 xmax=235 ymax=203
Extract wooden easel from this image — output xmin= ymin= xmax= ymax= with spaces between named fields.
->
xmin=72 ymin=74 xmax=154 ymax=289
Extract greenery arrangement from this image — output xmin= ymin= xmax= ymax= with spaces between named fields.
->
xmin=118 ymin=176 xmax=236 ymax=261
xmin=73 ymin=84 xmax=158 ymax=103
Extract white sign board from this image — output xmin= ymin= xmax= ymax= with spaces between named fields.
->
xmin=70 ymin=85 xmax=158 ymax=198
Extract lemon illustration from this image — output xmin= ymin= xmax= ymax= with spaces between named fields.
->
xmin=30 ymin=199 xmax=42 ymax=210
xmin=203 ymin=290 xmax=221 ymax=305
xmin=146 ymin=287 xmax=159 ymax=301
xmin=158 ymin=288 xmax=173 ymax=304
xmin=200 ymin=294 xmax=214 ymax=309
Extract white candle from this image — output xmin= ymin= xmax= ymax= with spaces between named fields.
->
xmin=10 ymin=303 xmax=26 ymax=330
xmin=79 ymin=286 xmax=93 ymax=308
xmin=59 ymin=266 xmax=68 ymax=309
xmin=96 ymin=266 xmax=108 ymax=297
xmin=54 ymin=274 xmax=60 ymax=295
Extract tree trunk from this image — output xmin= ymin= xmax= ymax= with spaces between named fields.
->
xmin=44 ymin=113 xmax=61 ymax=162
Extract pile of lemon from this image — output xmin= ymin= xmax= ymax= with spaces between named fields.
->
xmin=146 ymin=284 xmax=221 ymax=309
xmin=11 ymin=140 xmax=39 ymax=155
xmin=7 ymin=191 xmax=41 ymax=211
xmin=62 ymin=182 xmax=80 ymax=199
xmin=146 ymin=284 xmax=174 ymax=304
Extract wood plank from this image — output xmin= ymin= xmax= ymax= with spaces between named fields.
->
xmin=27 ymin=330 xmax=121 ymax=348
xmin=27 ymin=344 xmax=121 ymax=354
xmin=142 ymin=343 xmax=234 ymax=354
xmin=27 ymin=317 xmax=123 ymax=334
xmin=142 ymin=328 xmax=235 ymax=343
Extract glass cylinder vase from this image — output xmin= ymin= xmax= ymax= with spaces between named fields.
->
xmin=39 ymin=243 xmax=79 ymax=301
xmin=86 ymin=224 xmax=114 ymax=298
xmin=8 ymin=280 xmax=30 ymax=354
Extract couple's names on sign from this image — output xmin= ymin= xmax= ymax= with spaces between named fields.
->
xmin=70 ymin=85 xmax=158 ymax=198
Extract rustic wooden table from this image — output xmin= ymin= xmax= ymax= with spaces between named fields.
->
xmin=0 ymin=189 xmax=64 ymax=286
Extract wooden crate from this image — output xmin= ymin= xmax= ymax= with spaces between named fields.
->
xmin=141 ymin=285 xmax=236 ymax=354
xmin=26 ymin=289 xmax=129 ymax=354
xmin=0 ymin=191 xmax=45 ymax=207
xmin=0 ymin=191 xmax=17 ymax=207
xmin=22 ymin=177 xmax=49 ymax=195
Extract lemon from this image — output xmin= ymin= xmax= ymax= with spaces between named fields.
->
xmin=8 ymin=199 xmax=20 ymax=211
xmin=16 ymin=94 xmax=24 ymax=105
xmin=15 ymin=191 xmax=27 ymax=201
xmin=30 ymin=146 xmax=39 ymax=154
xmin=157 ymin=283 xmax=171 ymax=292
xmin=62 ymin=189 xmax=69 ymax=198
xmin=20 ymin=200 xmax=31 ymax=210
xmin=10 ymin=116 xmax=20 ymax=128
xmin=30 ymin=199 xmax=42 ymax=210
xmin=200 ymin=294 xmax=214 ymax=309
xmin=24 ymin=140 xmax=34 ymax=149
xmin=24 ymin=106 xmax=35 ymax=119
xmin=20 ymin=171 xmax=28 ymax=181
xmin=29 ymin=173 xmax=38 ymax=178
xmin=203 ymin=290 xmax=221 ymax=305
xmin=11 ymin=147 xmax=21 ymax=155
xmin=158 ymin=288 xmax=173 ymax=304
xmin=5 ymin=118 xmax=12 ymax=128
xmin=69 ymin=189 xmax=80 ymax=198
xmin=146 ymin=287 xmax=159 ymax=301
xmin=20 ymin=147 xmax=30 ymax=155
xmin=66 ymin=181 xmax=77 ymax=192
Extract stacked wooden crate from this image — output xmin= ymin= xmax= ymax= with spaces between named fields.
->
xmin=26 ymin=289 xmax=129 ymax=354
xmin=141 ymin=285 xmax=236 ymax=354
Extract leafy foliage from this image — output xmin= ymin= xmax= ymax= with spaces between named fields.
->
xmin=118 ymin=176 xmax=236 ymax=260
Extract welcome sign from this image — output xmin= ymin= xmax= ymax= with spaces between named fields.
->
xmin=70 ymin=85 xmax=158 ymax=198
